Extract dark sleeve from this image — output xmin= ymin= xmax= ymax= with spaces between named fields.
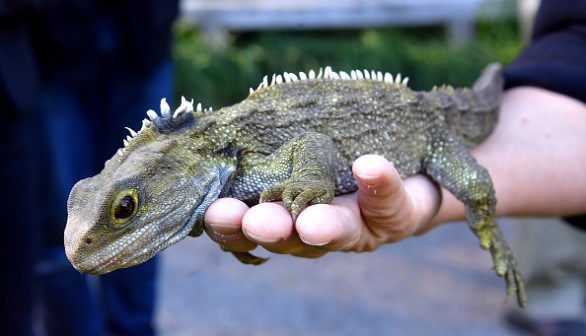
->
xmin=504 ymin=0 xmax=586 ymax=230
xmin=504 ymin=0 xmax=586 ymax=103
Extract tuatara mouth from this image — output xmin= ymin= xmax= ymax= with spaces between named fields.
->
xmin=75 ymin=205 xmax=199 ymax=275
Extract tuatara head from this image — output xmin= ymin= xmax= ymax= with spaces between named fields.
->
xmin=64 ymin=98 xmax=234 ymax=274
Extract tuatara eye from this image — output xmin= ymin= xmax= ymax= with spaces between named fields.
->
xmin=111 ymin=190 xmax=139 ymax=227
xmin=115 ymin=196 xmax=135 ymax=219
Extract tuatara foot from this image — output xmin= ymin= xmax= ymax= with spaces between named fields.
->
xmin=231 ymin=251 xmax=269 ymax=265
xmin=260 ymin=179 xmax=335 ymax=218
xmin=224 ymin=248 xmax=269 ymax=265
xmin=479 ymin=224 xmax=527 ymax=307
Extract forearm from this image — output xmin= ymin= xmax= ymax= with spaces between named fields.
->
xmin=431 ymin=87 xmax=586 ymax=226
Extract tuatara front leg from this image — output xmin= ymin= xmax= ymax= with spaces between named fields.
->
xmin=424 ymin=131 xmax=527 ymax=307
xmin=223 ymin=132 xmax=338 ymax=264
xmin=258 ymin=132 xmax=338 ymax=218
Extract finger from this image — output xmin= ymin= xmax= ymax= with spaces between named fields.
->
xmin=204 ymin=198 xmax=257 ymax=252
xmin=353 ymin=155 xmax=405 ymax=218
xmin=403 ymin=175 xmax=442 ymax=235
xmin=354 ymin=155 xmax=441 ymax=241
xmin=294 ymin=198 xmax=363 ymax=251
xmin=353 ymin=155 xmax=417 ymax=243
xmin=242 ymin=202 xmax=326 ymax=257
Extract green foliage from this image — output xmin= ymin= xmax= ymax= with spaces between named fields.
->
xmin=173 ymin=21 xmax=522 ymax=108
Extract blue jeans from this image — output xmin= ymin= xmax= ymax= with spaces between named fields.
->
xmin=0 ymin=112 xmax=39 ymax=336
xmin=36 ymin=57 xmax=173 ymax=336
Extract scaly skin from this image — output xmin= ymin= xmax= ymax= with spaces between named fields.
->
xmin=64 ymin=64 xmax=526 ymax=307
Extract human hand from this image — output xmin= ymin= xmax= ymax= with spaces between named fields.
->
xmin=204 ymin=155 xmax=442 ymax=258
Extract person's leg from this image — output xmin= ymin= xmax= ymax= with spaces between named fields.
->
xmin=0 ymin=100 xmax=38 ymax=336
xmin=99 ymin=261 xmax=158 ymax=336
xmin=96 ymin=59 xmax=173 ymax=336
xmin=35 ymin=84 xmax=104 ymax=336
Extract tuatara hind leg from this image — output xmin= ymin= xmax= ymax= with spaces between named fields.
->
xmin=424 ymin=131 xmax=527 ymax=307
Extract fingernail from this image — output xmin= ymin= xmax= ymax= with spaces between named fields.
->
xmin=245 ymin=231 xmax=283 ymax=244
xmin=355 ymin=176 xmax=381 ymax=195
xmin=299 ymin=234 xmax=330 ymax=247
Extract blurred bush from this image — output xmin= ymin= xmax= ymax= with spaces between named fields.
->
xmin=173 ymin=21 xmax=522 ymax=108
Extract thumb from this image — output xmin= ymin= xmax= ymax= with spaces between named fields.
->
xmin=353 ymin=155 xmax=406 ymax=213
xmin=352 ymin=155 xmax=414 ymax=242
xmin=352 ymin=155 xmax=442 ymax=243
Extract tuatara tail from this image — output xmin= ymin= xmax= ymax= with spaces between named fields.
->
xmin=472 ymin=63 xmax=504 ymax=101
xmin=435 ymin=63 xmax=503 ymax=148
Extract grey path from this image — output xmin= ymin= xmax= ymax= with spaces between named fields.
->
xmin=155 ymin=220 xmax=519 ymax=336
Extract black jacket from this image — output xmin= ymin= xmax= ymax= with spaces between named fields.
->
xmin=505 ymin=0 xmax=586 ymax=229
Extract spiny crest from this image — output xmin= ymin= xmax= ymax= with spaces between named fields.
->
xmin=118 ymin=96 xmax=212 ymax=157
xmin=432 ymin=84 xmax=456 ymax=93
xmin=248 ymin=66 xmax=410 ymax=96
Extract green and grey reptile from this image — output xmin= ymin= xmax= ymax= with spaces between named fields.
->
xmin=64 ymin=63 xmax=526 ymax=307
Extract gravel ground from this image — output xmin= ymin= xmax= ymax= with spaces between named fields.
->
xmin=155 ymin=220 xmax=520 ymax=336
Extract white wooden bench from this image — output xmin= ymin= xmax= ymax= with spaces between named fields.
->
xmin=180 ymin=0 xmax=485 ymax=47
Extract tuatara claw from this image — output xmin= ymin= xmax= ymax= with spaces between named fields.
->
xmin=259 ymin=184 xmax=284 ymax=203
xmin=220 ymin=245 xmax=269 ymax=265
xmin=260 ymin=179 xmax=335 ymax=218
xmin=484 ymin=226 xmax=527 ymax=307
xmin=504 ymin=261 xmax=527 ymax=307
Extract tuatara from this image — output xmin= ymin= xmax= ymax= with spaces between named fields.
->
xmin=64 ymin=64 xmax=526 ymax=307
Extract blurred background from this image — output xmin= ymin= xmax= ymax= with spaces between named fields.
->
xmin=173 ymin=0 xmax=530 ymax=108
